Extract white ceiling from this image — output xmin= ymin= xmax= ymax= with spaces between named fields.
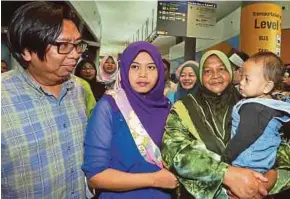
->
xmin=95 ymin=0 xmax=158 ymax=56
xmin=96 ymin=0 xmax=242 ymax=57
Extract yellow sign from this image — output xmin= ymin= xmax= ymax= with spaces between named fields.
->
xmin=240 ymin=3 xmax=282 ymax=56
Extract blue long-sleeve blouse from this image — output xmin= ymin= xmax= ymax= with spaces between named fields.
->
xmin=82 ymin=95 xmax=171 ymax=199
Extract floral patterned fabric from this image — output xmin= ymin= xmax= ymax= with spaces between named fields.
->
xmin=162 ymin=49 xmax=290 ymax=199
xmin=162 ymin=96 xmax=290 ymax=199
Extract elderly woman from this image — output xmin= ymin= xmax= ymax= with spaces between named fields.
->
xmin=162 ymin=50 xmax=290 ymax=199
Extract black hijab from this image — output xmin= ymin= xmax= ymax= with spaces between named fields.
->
xmin=75 ymin=60 xmax=106 ymax=101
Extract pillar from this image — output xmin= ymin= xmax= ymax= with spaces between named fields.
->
xmin=240 ymin=2 xmax=282 ymax=56
xmin=183 ymin=37 xmax=196 ymax=61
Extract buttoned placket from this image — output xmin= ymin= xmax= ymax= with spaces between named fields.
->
xmin=60 ymin=86 xmax=77 ymax=197
xmin=47 ymin=82 xmax=77 ymax=198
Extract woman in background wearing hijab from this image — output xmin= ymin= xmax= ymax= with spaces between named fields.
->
xmin=75 ymin=60 xmax=106 ymax=102
xmin=82 ymin=41 xmax=178 ymax=199
xmin=167 ymin=61 xmax=200 ymax=103
xmin=97 ymin=56 xmax=120 ymax=90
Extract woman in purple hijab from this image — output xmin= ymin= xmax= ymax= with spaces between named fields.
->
xmin=82 ymin=41 xmax=178 ymax=199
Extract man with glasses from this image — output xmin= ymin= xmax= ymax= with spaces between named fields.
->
xmin=1 ymin=2 xmax=92 ymax=198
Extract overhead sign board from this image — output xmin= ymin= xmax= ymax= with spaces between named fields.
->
xmin=157 ymin=1 xmax=217 ymax=39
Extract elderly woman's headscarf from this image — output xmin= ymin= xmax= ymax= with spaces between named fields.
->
xmin=97 ymin=56 xmax=119 ymax=87
xmin=120 ymin=41 xmax=171 ymax=146
xmin=174 ymin=60 xmax=200 ymax=101
xmin=199 ymin=50 xmax=233 ymax=85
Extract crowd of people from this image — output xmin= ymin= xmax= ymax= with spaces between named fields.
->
xmin=1 ymin=2 xmax=290 ymax=199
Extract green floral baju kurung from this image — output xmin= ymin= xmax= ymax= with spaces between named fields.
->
xmin=162 ymin=50 xmax=290 ymax=199
xmin=162 ymin=91 xmax=290 ymax=199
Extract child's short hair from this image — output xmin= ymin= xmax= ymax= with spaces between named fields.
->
xmin=248 ymin=52 xmax=284 ymax=88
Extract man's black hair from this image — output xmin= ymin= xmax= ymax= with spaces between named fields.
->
xmin=8 ymin=1 xmax=79 ymax=68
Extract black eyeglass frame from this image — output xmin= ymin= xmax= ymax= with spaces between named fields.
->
xmin=51 ymin=40 xmax=88 ymax=54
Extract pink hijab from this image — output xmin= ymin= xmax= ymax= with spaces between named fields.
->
xmin=97 ymin=56 xmax=120 ymax=87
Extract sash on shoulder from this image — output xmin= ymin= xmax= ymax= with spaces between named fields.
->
xmin=107 ymin=88 xmax=163 ymax=168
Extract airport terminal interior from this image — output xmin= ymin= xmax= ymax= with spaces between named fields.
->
xmin=1 ymin=1 xmax=290 ymax=199
xmin=2 ymin=1 xmax=290 ymax=71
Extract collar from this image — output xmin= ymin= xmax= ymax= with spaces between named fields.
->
xmin=16 ymin=65 xmax=75 ymax=96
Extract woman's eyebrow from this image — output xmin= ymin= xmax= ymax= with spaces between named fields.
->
xmin=131 ymin=62 xmax=155 ymax=65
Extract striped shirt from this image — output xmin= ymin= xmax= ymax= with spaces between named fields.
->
xmin=1 ymin=66 xmax=87 ymax=199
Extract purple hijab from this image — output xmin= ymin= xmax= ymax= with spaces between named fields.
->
xmin=120 ymin=41 xmax=171 ymax=147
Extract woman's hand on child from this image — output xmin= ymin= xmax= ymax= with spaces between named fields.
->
xmin=223 ymin=166 xmax=268 ymax=199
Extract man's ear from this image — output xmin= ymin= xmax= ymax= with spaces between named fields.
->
xmin=263 ymin=81 xmax=274 ymax=94
xmin=22 ymin=49 xmax=32 ymax=62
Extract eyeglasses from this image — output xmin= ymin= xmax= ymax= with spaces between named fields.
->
xmin=51 ymin=40 xmax=88 ymax=54
xmin=81 ymin=66 xmax=95 ymax=71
